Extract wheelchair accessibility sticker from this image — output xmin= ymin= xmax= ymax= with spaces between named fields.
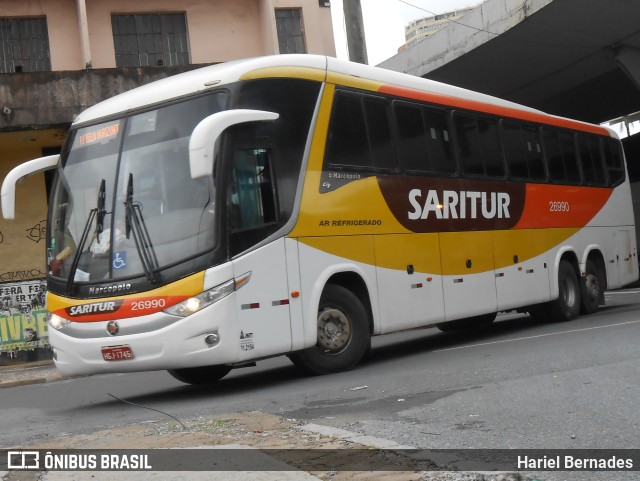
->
xmin=112 ymin=251 xmax=127 ymax=269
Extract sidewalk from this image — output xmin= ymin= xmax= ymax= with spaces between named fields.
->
xmin=0 ymin=360 xmax=62 ymax=388
xmin=0 ymin=362 xmax=525 ymax=481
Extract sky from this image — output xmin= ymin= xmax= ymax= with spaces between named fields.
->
xmin=330 ymin=0 xmax=481 ymax=65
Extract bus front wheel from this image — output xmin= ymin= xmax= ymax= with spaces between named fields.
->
xmin=545 ymin=261 xmax=581 ymax=322
xmin=289 ymin=284 xmax=370 ymax=375
xmin=168 ymin=365 xmax=232 ymax=385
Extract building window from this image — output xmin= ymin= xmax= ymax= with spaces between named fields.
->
xmin=111 ymin=13 xmax=189 ymax=67
xmin=275 ymin=8 xmax=306 ymax=54
xmin=0 ymin=17 xmax=51 ymax=73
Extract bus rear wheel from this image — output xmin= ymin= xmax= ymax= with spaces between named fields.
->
xmin=289 ymin=284 xmax=370 ymax=375
xmin=580 ymin=259 xmax=605 ymax=314
xmin=545 ymin=261 xmax=580 ymax=322
xmin=168 ymin=365 xmax=232 ymax=385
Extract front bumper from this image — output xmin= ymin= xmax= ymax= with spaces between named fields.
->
xmin=49 ymin=294 xmax=240 ymax=376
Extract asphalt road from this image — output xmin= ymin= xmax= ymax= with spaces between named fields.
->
xmin=2 ymin=290 xmax=640 ymax=481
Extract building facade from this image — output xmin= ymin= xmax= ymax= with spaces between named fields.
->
xmin=402 ymin=7 xmax=475 ymax=50
xmin=0 ymin=0 xmax=336 ymax=363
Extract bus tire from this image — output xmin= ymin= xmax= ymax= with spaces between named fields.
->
xmin=289 ymin=284 xmax=370 ymax=375
xmin=167 ymin=365 xmax=232 ymax=385
xmin=545 ymin=261 xmax=580 ymax=322
xmin=436 ymin=312 xmax=496 ymax=332
xmin=580 ymin=259 xmax=605 ymax=314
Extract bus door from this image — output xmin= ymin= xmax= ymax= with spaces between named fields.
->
xmin=439 ymin=231 xmax=498 ymax=320
xmin=375 ymin=234 xmax=445 ymax=333
xmin=227 ymin=146 xmax=293 ymax=359
xmin=612 ymin=228 xmax=637 ymax=287
xmin=492 ymin=231 xmax=551 ymax=310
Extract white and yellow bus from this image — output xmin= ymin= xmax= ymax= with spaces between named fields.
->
xmin=2 ymin=55 xmax=637 ymax=384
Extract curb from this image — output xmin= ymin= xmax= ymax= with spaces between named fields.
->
xmin=0 ymin=360 xmax=62 ymax=389
xmin=0 ymin=377 xmax=48 ymax=389
xmin=301 ymin=423 xmax=415 ymax=449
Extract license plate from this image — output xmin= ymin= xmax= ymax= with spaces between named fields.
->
xmin=101 ymin=345 xmax=134 ymax=361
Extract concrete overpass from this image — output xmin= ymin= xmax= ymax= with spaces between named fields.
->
xmin=379 ymin=0 xmax=640 ymax=177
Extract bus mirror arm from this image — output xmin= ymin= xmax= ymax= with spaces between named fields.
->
xmin=189 ymin=109 xmax=279 ymax=179
xmin=1 ymin=154 xmax=59 ymax=219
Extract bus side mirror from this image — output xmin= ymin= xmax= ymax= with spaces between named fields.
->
xmin=1 ymin=154 xmax=59 ymax=219
xmin=189 ymin=109 xmax=279 ymax=179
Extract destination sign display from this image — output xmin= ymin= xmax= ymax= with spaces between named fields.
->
xmin=78 ymin=123 xmax=121 ymax=146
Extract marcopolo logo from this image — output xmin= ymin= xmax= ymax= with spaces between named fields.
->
xmin=88 ymin=283 xmax=132 ymax=295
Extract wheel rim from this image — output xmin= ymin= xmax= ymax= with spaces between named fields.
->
xmin=584 ymin=273 xmax=600 ymax=302
xmin=317 ymin=307 xmax=352 ymax=354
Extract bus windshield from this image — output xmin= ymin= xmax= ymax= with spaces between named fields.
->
xmin=48 ymin=92 xmax=227 ymax=288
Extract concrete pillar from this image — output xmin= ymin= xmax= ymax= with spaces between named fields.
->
xmin=342 ymin=0 xmax=368 ymax=64
xmin=615 ymin=46 xmax=640 ymax=91
xmin=75 ymin=0 xmax=92 ymax=69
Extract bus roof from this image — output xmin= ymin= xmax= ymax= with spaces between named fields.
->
xmin=73 ymin=54 xmax=605 ymax=135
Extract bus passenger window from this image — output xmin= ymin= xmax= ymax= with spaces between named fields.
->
xmin=560 ymin=131 xmax=581 ymax=183
xmin=502 ymin=122 xmax=528 ymax=179
xmin=522 ymin=125 xmax=545 ymax=181
xmin=394 ymin=102 xmax=455 ymax=175
xmin=543 ymin=129 xmax=580 ymax=184
xmin=603 ymin=138 xmax=625 ymax=186
xmin=578 ymin=135 xmax=607 ymax=186
xmin=454 ymin=113 xmax=504 ymax=178
xmin=423 ymin=107 xmax=455 ymax=174
xmin=325 ymin=90 xmax=396 ymax=172
xmin=454 ymin=113 xmax=484 ymax=176
xmin=326 ymin=92 xmax=370 ymax=169
xmin=503 ymin=121 xmax=545 ymax=181
xmin=478 ymin=117 xmax=504 ymax=177
xmin=394 ymin=103 xmax=429 ymax=172
xmin=363 ymin=97 xmax=396 ymax=171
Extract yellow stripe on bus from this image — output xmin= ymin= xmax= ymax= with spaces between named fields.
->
xmin=240 ymin=66 xmax=326 ymax=82
xmin=304 ymin=82 xmax=335 ymax=172
xmin=325 ymin=71 xmax=385 ymax=92
xmin=492 ymin=228 xmax=579 ymax=267
xmin=292 ymin=174 xmax=410 ymax=236
xmin=297 ymin=227 xmax=581 ymax=276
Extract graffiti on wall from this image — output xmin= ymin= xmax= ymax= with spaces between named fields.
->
xmin=26 ymin=220 xmax=47 ymax=243
xmin=0 ymin=269 xmax=46 ymax=282
xmin=0 ymin=219 xmax=47 ymax=282
xmin=0 ymin=279 xmax=49 ymax=361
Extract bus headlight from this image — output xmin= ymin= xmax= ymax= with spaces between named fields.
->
xmin=164 ymin=279 xmax=235 ymax=317
xmin=48 ymin=312 xmax=71 ymax=331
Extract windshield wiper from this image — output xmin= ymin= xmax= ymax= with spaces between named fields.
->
xmin=96 ymin=178 xmax=106 ymax=235
xmin=66 ymin=179 xmax=106 ymax=295
xmin=124 ymin=173 xmax=160 ymax=283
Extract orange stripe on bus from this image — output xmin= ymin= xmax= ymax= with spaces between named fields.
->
xmin=514 ymin=184 xmax=613 ymax=229
xmin=53 ymin=295 xmax=190 ymax=323
xmin=378 ymin=85 xmax=611 ymax=137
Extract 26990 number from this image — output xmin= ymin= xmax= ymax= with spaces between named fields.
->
xmin=549 ymin=201 xmax=570 ymax=212
xmin=131 ymin=299 xmax=166 ymax=311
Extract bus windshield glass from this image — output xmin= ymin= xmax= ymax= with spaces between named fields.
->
xmin=48 ymin=92 xmax=227 ymax=286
